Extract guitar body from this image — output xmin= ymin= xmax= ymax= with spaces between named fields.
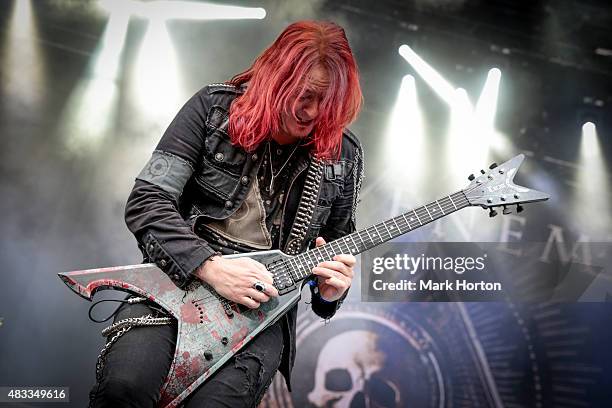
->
xmin=59 ymin=250 xmax=300 ymax=408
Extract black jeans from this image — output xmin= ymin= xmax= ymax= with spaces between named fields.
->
xmin=89 ymin=301 xmax=284 ymax=408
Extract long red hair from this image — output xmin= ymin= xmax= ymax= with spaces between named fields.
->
xmin=228 ymin=21 xmax=362 ymax=159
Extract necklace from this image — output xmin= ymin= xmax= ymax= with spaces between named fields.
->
xmin=266 ymin=140 xmax=300 ymax=193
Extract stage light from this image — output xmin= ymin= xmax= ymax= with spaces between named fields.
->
xmin=59 ymin=8 xmax=129 ymax=154
xmin=140 ymin=1 xmax=265 ymax=20
xmin=384 ymin=75 xmax=425 ymax=186
xmin=448 ymin=87 xmax=473 ymax=154
xmin=398 ymin=46 xmax=511 ymax=179
xmin=576 ymin=122 xmax=609 ymax=235
xmin=10 ymin=0 xmax=34 ymax=34
xmin=95 ymin=0 xmax=266 ymax=128
xmin=446 ymin=68 xmax=508 ymax=185
xmin=475 ymin=68 xmax=501 ymax=131
xmin=398 ymin=45 xmax=456 ymax=104
xmin=2 ymin=0 xmax=45 ymax=110
xmin=380 ymin=75 xmax=429 ymax=216
xmin=97 ymin=0 xmax=266 ymax=21
xmin=446 ymin=88 xmax=484 ymax=184
xmin=130 ymin=17 xmax=182 ymax=127
xmin=98 ymin=0 xmax=141 ymax=17
xmin=92 ymin=9 xmax=130 ymax=80
xmin=474 ymin=68 xmax=510 ymax=156
xmin=581 ymin=122 xmax=600 ymax=159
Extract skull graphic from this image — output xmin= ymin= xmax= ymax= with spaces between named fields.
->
xmin=307 ymin=330 xmax=400 ymax=408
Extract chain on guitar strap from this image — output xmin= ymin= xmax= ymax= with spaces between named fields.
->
xmin=93 ymin=297 xmax=173 ymax=382
xmin=284 ymin=157 xmax=325 ymax=255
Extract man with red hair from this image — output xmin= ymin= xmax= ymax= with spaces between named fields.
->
xmin=90 ymin=21 xmax=364 ymax=407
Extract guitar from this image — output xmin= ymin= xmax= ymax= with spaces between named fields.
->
xmin=59 ymin=154 xmax=548 ymax=407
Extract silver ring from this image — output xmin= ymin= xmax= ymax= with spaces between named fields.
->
xmin=253 ymin=281 xmax=267 ymax=293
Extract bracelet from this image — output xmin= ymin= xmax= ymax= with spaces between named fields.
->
xmin=308 ymin=278 xmax=335 ymax=303
xmin=318 ymin=295 xmax=335 ymax=304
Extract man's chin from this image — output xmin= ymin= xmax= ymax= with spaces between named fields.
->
xmin=293 ymin=125 xmax=315 ymax=138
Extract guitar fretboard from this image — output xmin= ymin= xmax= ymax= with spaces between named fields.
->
xmin=281 ymin=190 xmax=470 ymax=284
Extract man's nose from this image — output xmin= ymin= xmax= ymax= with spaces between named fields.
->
xmin=300 ymin=100 xmax=319 ymax=120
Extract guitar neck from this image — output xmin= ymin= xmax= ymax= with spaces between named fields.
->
xmin=287 ymin=190 xmax=470 ymax=283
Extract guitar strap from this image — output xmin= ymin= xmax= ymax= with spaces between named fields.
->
xmin=284 ymin=156 xmax=325 ymax=255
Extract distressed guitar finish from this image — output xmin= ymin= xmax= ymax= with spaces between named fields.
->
xmin=59 ymin=154 xmax=549 ymax=407
xmin=59 ymin=250 xmax=297 ymax=407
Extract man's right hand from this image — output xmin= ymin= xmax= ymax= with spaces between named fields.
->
xmin=195 ymin=256 xmax=279 ymax=309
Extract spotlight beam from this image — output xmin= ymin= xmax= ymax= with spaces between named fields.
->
xmin=98 ymin=0 xmax=266 ymax=21
xmin=398 ymin=44 xmax=456 ymax=105
xmin=3 ymin=0 xmax=45 ymax=109
xmin=577 ymin=122 xmax=609 ymax=234
xmin=398 ymin=45 xmax=511 ymax=195
xmin=581 ymin=122 xmax=600 ymax=159
xmin=384 ymin=75 xmax=425 ymax=193
xmin=475 ymin=68 xmax=501 ymax=132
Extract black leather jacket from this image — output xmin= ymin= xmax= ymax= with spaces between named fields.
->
xmin=124 ymin=83 xmax=364 ymax=389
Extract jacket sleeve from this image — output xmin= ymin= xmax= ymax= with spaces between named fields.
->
xmin=124 ymin=89 xmax=218 ymax=289
xmin=309 ymin=135 xmax=364 ymax=319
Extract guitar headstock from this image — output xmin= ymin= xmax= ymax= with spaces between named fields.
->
xmin=463 ymin=154 xmax=549 ymax=216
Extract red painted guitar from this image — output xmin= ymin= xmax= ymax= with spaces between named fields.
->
xmin=59 ymin=154 xmax=548 ymax=407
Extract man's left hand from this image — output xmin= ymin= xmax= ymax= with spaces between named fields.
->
xmin=311 ymin=237 xmax=356 ymax=302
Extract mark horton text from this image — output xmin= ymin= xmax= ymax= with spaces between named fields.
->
xmin=372 ymin=279 xmax=502 ymax=291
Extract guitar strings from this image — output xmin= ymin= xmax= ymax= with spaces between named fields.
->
xmin=273 ymin=193 xmax=467 ymax=283
xmin=271 ymin=188 xmax=478 ymax=286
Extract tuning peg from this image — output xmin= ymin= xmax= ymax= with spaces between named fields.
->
xmin=489 ymin=163 xmax=498 ymax=169
xmin=502 ymin=205 xmax=512 ymax=215
xmin=480 ymin=169 xmax=486 ymax=174
xmin=516 ymin=204 xmax=524 ymax=213
xmin=468 ymin=174 xmax=475 ymax=181
xmin=489 ymin=208 xmax=498 ymax=217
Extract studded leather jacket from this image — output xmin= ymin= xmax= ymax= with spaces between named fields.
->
xmin=124 ymin=83 xmax=364 ymax=390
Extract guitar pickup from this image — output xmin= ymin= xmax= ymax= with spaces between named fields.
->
xmin=277 ymin=283 xmax=297 ymax=295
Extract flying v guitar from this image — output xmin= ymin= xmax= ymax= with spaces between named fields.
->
xmin=59 ymin=154 xmax=549 ymax=407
